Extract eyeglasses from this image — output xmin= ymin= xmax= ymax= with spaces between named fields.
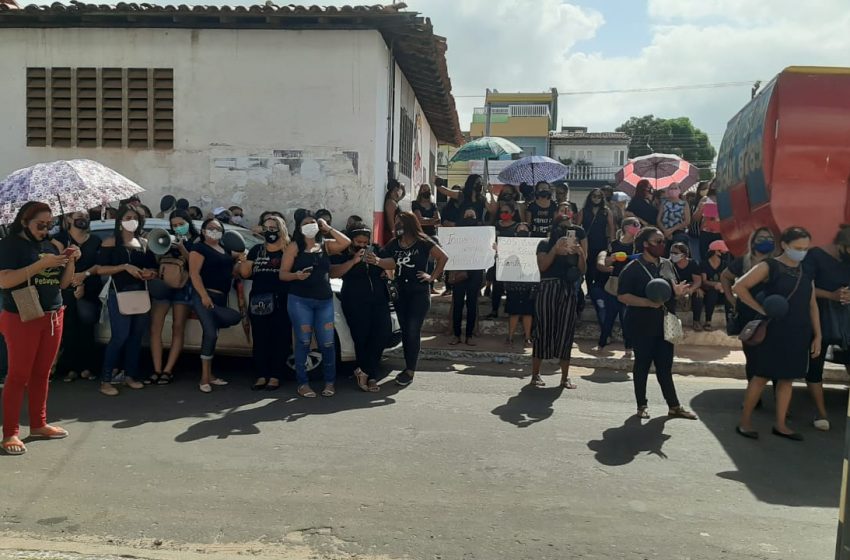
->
xmin=32 ymin=221 xmax=51 ymax=231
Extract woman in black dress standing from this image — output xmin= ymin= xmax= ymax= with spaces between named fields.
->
xmin=576 ymin=188 xmax=615 ymax=288
xmin=734 ymin=227 xmax=821 ymax=441
xmin=412 ymin=184 xmax=441 ymax=239
xmin=529 ymin=216 xmax=586 ymax=389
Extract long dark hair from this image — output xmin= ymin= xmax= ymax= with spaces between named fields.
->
xmin=198 ymin=218 xmax=222 ymax=244
xmin=547 ymin=215 xmax=572 ymax=244
xmin=112 ymin=204 xmax=145 ymax=240
xmin=384 ymin=179 xmax=405 ymax=205
xmin=292 ymin=208 xmax=324 ymax=252
xmin=462 ymin=174 xmax=483 ymax=203
xmin=9 ymin=201 xmax=52 ymax=236
xmin=169 ymin=209 xmax=200 ymax=240
xmin=397 ymin=211 xmax=429 ymax=243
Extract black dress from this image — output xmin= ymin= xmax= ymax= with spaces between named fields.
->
xmin=754 ymin=259 xmax=813 ymax=380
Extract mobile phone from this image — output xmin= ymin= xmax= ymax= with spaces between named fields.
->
xmin=301 ymin=267 xmax=314 ymax=273
xmin=63 ymin=247 xmax=76 ymax=257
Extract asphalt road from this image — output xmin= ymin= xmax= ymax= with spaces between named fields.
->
xmin=0 ymin=358 xmax=845 ymax=560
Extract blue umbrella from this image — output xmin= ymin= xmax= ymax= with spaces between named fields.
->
xmin=497 ymin=155 xmax=569 ymax=185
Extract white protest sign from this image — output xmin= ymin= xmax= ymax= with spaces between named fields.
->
xmin=496 ymin=237 xmax=541 ymax=282
xmin=441 ymin=226 xmax=496 ymax=271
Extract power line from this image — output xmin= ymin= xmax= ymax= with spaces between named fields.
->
xmin=452 ymin=80 xmax=757 ymax=98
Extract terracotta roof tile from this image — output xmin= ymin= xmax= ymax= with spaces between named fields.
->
xmin=0 ymin=1 xmax=462 ymax=144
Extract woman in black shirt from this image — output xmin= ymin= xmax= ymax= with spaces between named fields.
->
xmin=97 ymin=206 xmax=159 ymax=396
xmin=381 ymin=212 xmax=448 ymax=386
xmin=412 ymin=184 xmax=440 ymax=238
xmin=53 ymin=210 xmax=102 ymax=382
xmin=617 ymin=227 xmax=696 ymax=420
xmin=189 ymin=218 xmax=243 ymax=393
xmin=331 ymin=223 xmax=396 ymax=392
xmin=149 ymin=209 xmax=198 ymax=385
xmin=0 ymin=202 xmax=78 ymax=456
xmin=695 ymin=241 xmax=730 ymax=331
xmin=239 ymin=214 xmax=291 ymax=391
xmin=529 ymin=216 xmax=586 ymax=389
xmin=595 ymin=217 xmax=640 ymax=348
xmin=487 ymin=201 xmax=520 ymax=319
xmin=576 ymin=189 xmax=615 ymax=288
xmin=625 ymin=180 xmax=658 ymax=228
xmin=280 ymin=209 xmax=350 ymax=398
xmin=668 ymin=242 xmax=703 ymax=327
xmin=526 ymin=181 xmax=557 ymax=238
xmin=449 ymin=208 xmax=486 ymax=346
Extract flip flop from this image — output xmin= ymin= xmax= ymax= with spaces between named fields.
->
xmin=1 ymin=440 xmax=26 ymax=456
xmin=29 ymin=426 xmax=68 ymax=440
xmin=298 ymin=385 xmax=317 ymax=398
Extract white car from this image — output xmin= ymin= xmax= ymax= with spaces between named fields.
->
xmin=90 ymin=219 xmax=400 ymax=373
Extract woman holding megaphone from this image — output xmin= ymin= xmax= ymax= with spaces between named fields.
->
xmin=148 ymin=209 xmax=198 ymax=385
xmin=617 ymin=227 xmax=697 ymax=420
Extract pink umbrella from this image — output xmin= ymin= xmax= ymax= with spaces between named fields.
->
xmin=615 ymin=153 xmax=700 ymax=196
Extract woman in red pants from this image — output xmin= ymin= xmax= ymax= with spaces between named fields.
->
xmin=0 ymin=201 xmax=79 ymax=456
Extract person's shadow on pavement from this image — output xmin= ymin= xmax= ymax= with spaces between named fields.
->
xmin=581 ymin=368 xmax=631 ymax=384
xmin=587 ymin=415 xmax=671 ymax=466
xmin=491 ymin=384 xmax=563 ymax=428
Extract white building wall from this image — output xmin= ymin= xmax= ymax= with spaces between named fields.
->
xmin=551 ymin=143 xmax=629 ymax=166
xmin=0 ymin=27 xmax=406 ymax=228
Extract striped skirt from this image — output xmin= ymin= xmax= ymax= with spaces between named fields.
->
xmin=533 ymin=278 xmax=579 ymax=361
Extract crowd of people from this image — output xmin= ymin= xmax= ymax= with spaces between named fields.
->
xmin=0 ymin=174 xmax=848 ymax=456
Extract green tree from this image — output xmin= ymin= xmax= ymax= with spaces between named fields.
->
xmin=616 ymin=115 xmax=716 ymax=180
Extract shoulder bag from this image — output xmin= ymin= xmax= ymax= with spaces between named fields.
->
xmin=636 ymin=259 xmax=683 ymax=344
xmin=11 ymin=269 xmax=45 ymax=323
xmin=160 ymin=256 xmax=188 ymax=289
xmin=739 ymin=260 xmax=802 ymax=347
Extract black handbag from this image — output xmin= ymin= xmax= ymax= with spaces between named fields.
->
xmin=822 ymin=300 xmax=850 ymax=347
xmin=249 ymin=293 xmax=275 ymax=316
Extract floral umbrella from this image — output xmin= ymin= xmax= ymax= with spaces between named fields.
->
xmin=497 ymin=155 xmax=569 ymax=185
xmin=0 ymin=159 xmax=144 ymax=223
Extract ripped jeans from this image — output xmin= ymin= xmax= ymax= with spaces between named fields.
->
xmin=287 ymin=293 xmax=336 ymax=386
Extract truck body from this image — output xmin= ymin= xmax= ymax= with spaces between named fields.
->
xmin=715 ymin=66 xmax=850 ymax=255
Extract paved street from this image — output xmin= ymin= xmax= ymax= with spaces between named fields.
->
xmin=0 ymin=358 xmax=845 ymax=560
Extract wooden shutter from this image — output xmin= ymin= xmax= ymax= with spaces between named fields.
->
xmin=26 ymin=67 xmax=47 ymax=147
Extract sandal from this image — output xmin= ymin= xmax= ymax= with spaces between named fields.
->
xmin=145 ymin=373 xmax=162 ymax=385
xmin=210 ymin=378 xmax=228 ymax=386
xmin=63 ymin=371 xmax=78 ymax=383
xmin=637 ymin=406 xmax=650 ymax=419
xmin=251 ymin=378 xmax=268 ymax=391
xmin=367 ymin=379 xmax=380 ymax=392
xmin=100 ymin=383 xmax=119 ymax=397
xmin=322 ymin=384 xmax=336 ymax=397
xmin=561 ymin=377 xmax=577 ymax=390
xmin=668 ymin=406 xmax=698 ymax=420
xmin=157 ymin=372 xmax=174 ymax=385
xmin=530 ymin=374 xmax=545 ymax=387
xmin=298 ymin=385 xmax=317 ymax=398
xmin=448 ymin=337 xmax=462 ymax=346
xmin=265 ymin=379 xmax=281 ymax=392
xmin=29 ymin=425 xmax=68 ymax=440
xmin=1 ymin=438 xmax=26 ymax=456
xmin=354 ymin=369 xmax=369 ymax=392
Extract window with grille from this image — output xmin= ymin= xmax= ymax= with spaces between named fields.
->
xmin=399 ymin=108 xmax=414 ymax=178
xmin=25 ymin=67 xmax=173 ymax=149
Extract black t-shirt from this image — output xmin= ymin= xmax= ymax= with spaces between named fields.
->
xmin=527 ymin=202 xmax=557 ymax=237
xmin=671 ymin=260 xmax=701 ymax=284
xmin=609 ymin=238 xmax=637 ymax=278
xmin=288 ymin=245 xmax=332 ymax=300
xmin=617 ymin=256 xmax=674 ymax=338
xmin=701 ymin=258 xmax=727 ymax=283
xmin=54 ymin=230 xmax=102 ymax=300
xmin=626 ymin=198 xmax=658 ymax=226
xmin=98 ymin=241 xmax=157 ymax=293
xmin=459 ymin=199 xmax=487 ymax=222
xmin=191 ymin=242 xmax=234 ymax=295
xmin=412 ymin=201 xmax=438 ymax=236
xmin=381 ymin=237 xmax=435 ymax=292
xmin=804 ymin=247 xmax=850 ymax=292
xmin=496 ymin=222 xmax=519 ymax=238
xmin=247 ymin=245 xmax=286 ymax=297
xmin=536 ymin=226 xmax=587 ymax=281
xmin=441 ymin=201 xmax=461 ymax=225
xmin=330 ymin=246 xmax=388 ymax=302
xmin=0 ymin=235 xmax=64 ymax=313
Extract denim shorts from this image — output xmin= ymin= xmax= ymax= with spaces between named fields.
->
xmin=152 ymin=283 xmax=193 ymax=305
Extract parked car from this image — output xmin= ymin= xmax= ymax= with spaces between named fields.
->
xmin=90 ymin=219 xmax=400 ymax=373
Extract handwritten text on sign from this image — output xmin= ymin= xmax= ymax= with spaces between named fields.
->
xmin=442 ymin=226 xmax=496 ymax=271
xmin=496 ymin=237 xmax=541 ymax=282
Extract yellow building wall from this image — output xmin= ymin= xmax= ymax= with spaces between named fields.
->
xmin=470 ymin=116 xmax=551 ymax=138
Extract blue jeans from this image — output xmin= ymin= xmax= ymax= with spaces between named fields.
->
xmin=191 ymin=291 xmax=227 ymax=360
xmin=102 ymin=291 xmax=150 ymax=382
xmin=287 ymin=294 xmax=336 ymax=386
xmin=601 ymin=290 xmax=630 ymax=348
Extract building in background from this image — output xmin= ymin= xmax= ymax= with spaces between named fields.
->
xmin=549 ymin=126 xmax=630 ymax=190
xmin=467 ymin=89 xmax=558 ymax=181
xmin=0 ymin=2 xmax=462 ymax=241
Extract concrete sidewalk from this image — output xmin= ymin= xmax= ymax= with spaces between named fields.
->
xmin=392 ymin=332 xmax=850 ymax=383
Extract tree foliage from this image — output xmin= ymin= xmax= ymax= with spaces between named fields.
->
xmin=616 ymin=115 xmax=716 ymax=179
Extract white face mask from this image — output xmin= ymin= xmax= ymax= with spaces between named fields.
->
xmin=301 ymin=222 xmax=320 ymax=239
xmin=205 ymin=229 xmax=223 ymax=241
xmin=122 ymin=219 xmax=139 ymax=232
xmin=670 ymin=253 xmax=685 ymax=263
xmin=231 ymin=216 xmax=244 ymax=226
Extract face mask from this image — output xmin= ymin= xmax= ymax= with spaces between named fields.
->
xmin=395 ymin=228 xmax=404 ymax=238
xmin=537 ymin=191 xmax=552 ymax=200
xmin=500 ymin=212 xmax=512 ymax=222
xmin=645 ymin=243 xmax=666 ymax=258
xmin=263 ymin=231 xmax=280 ymax=244
xmin=301 ymin=222 xmax=319 ymax=239
xmin=231 ymin=216 xmax=244 ymax=226
xmin=73 ymin=218 xmax=90 ymax=230
xmin=173 ymin=224 xmax=190 ymax=236
xmin=516 ymin=230 xmax=530 ymax=237
xmin=624 ymin=224 xmax=641 ymax=237
xmin=753 ymin=240 xmax=775 ymax=254
xmin=670 ymin=253 xmax=685 ymax=263
xmin=205 ymin=229 xmax=223 ymax=241
xmin=784 ymin=248 xmax=808 ymax=263
xmin=122 ymin=219 xmax=139 ymax=232
xmin=499 ymin=193 xmax=515 ymax=201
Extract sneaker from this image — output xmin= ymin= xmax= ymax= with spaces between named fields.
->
xmin=395 ymin=370 xmax=414 ymax=386
xmin=814 ymin=418 xmax=831 ymax=431
xmin=99 ymin=383 xmax=119 ymax=397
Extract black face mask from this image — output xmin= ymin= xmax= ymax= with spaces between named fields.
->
xmin=516 ymin=230 xmax=530 ymax=237
xmin=499 ymin=193 xmax=515 ymax=201
xmin=537 ymin=191 xmax=552 ymax=200
xmin=263 ymin=231 xmax=280 ymax=244
xmin=396 ymin=228 xmax=404 ymax=238
xmin=74 ymin=218 xmax=90 ymax=230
